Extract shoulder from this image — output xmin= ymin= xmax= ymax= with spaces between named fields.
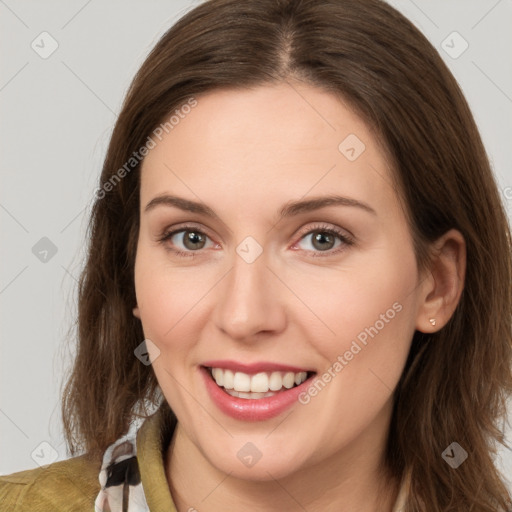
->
xmin=0 ymin=454 xmax=101 ymax=511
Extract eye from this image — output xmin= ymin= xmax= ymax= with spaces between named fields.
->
xmin=157 ymin=224 xmax=216 ymax=257
xmin=293 ymin=223 xmax=354 ymax=257
xmin=157 ymin=222 xmax=354 ymax=258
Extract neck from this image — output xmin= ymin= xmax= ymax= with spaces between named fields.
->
xmin=165 ymin=405 xmax=400 ymax=512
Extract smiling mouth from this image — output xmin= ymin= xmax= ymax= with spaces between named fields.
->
xmin=204 ymin=366 xmax=316 ymax=400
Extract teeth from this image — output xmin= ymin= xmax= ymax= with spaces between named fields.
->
xmin=234 ymin=372 xmax=251 ymax=392
xmin=209 ymin=368 xmax=309 ymax=393
xmin=211 ymin=368 xmax=223 ymax=387
xmin=269 ymin=372 xmax=283 ymax=391
xmin=223 ymin=369 xmax=234 ymax=389
xmin=282 ymin=372 xmax=295 ymax=389
xmin=251 ymin=372 xmax=269 ymax=392
xmin=225 ymin=389 xmax=277 ymax=399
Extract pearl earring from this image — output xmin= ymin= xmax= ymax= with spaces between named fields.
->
xmin=429 ymin=318 xmax=436 ymax=327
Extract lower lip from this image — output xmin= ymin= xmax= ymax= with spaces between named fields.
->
xmin=200 ymin=366 xmax=314 ymax=421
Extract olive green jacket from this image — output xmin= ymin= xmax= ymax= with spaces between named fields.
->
xmin=0 ymin=405 xmax=409 ymax=511
xmin=0 ymin=406 xmax=177 ymax=511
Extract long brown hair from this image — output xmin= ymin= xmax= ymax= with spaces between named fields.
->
xmin=61 ymin=0 xmax=512 ymax=509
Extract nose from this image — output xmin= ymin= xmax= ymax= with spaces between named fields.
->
xmin=212 ymin=247 xmax=287 ymax=342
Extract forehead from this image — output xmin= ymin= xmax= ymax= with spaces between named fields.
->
xmin=139 ymin=83 xmax=398 ymax=217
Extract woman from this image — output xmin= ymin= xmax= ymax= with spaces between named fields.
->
xmin=1 ymin=0 xmax=511 ymax=510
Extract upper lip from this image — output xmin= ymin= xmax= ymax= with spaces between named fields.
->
xmin=201 ymin=360 xmax=315 ymax=375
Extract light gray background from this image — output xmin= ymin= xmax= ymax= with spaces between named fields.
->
xmin=1 ymin=0 xmax=511 ymax=490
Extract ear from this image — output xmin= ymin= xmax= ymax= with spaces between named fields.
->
xmin=415 ymin=229 xmax=466 ymax=333
xmin=133 ymin=305 xmax=141 ymax=319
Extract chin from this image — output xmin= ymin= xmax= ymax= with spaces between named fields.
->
xmin=203 ymin=440 xmax=310 ymax=482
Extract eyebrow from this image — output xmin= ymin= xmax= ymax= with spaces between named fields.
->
xmin=144 ymin=194 xmax=377 ymax=219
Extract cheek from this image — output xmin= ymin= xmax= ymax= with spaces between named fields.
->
xmin=293 ymin=251 xmax=417 ymax=440
xmin=292 ymin=246 xmax=418 ymax=367
xmin=134 ymin=248 xmax=211 ymax=349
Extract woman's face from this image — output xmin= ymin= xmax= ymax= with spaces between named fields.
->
xmin=133 ymin=83 xmax=426 ymax=480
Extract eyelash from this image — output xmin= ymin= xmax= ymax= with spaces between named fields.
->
xmin=157 ymin=222 xmax=355 ymax=259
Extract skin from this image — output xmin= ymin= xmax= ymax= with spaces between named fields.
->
xmin=132 ymin=82 xmax=466 ymax=512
